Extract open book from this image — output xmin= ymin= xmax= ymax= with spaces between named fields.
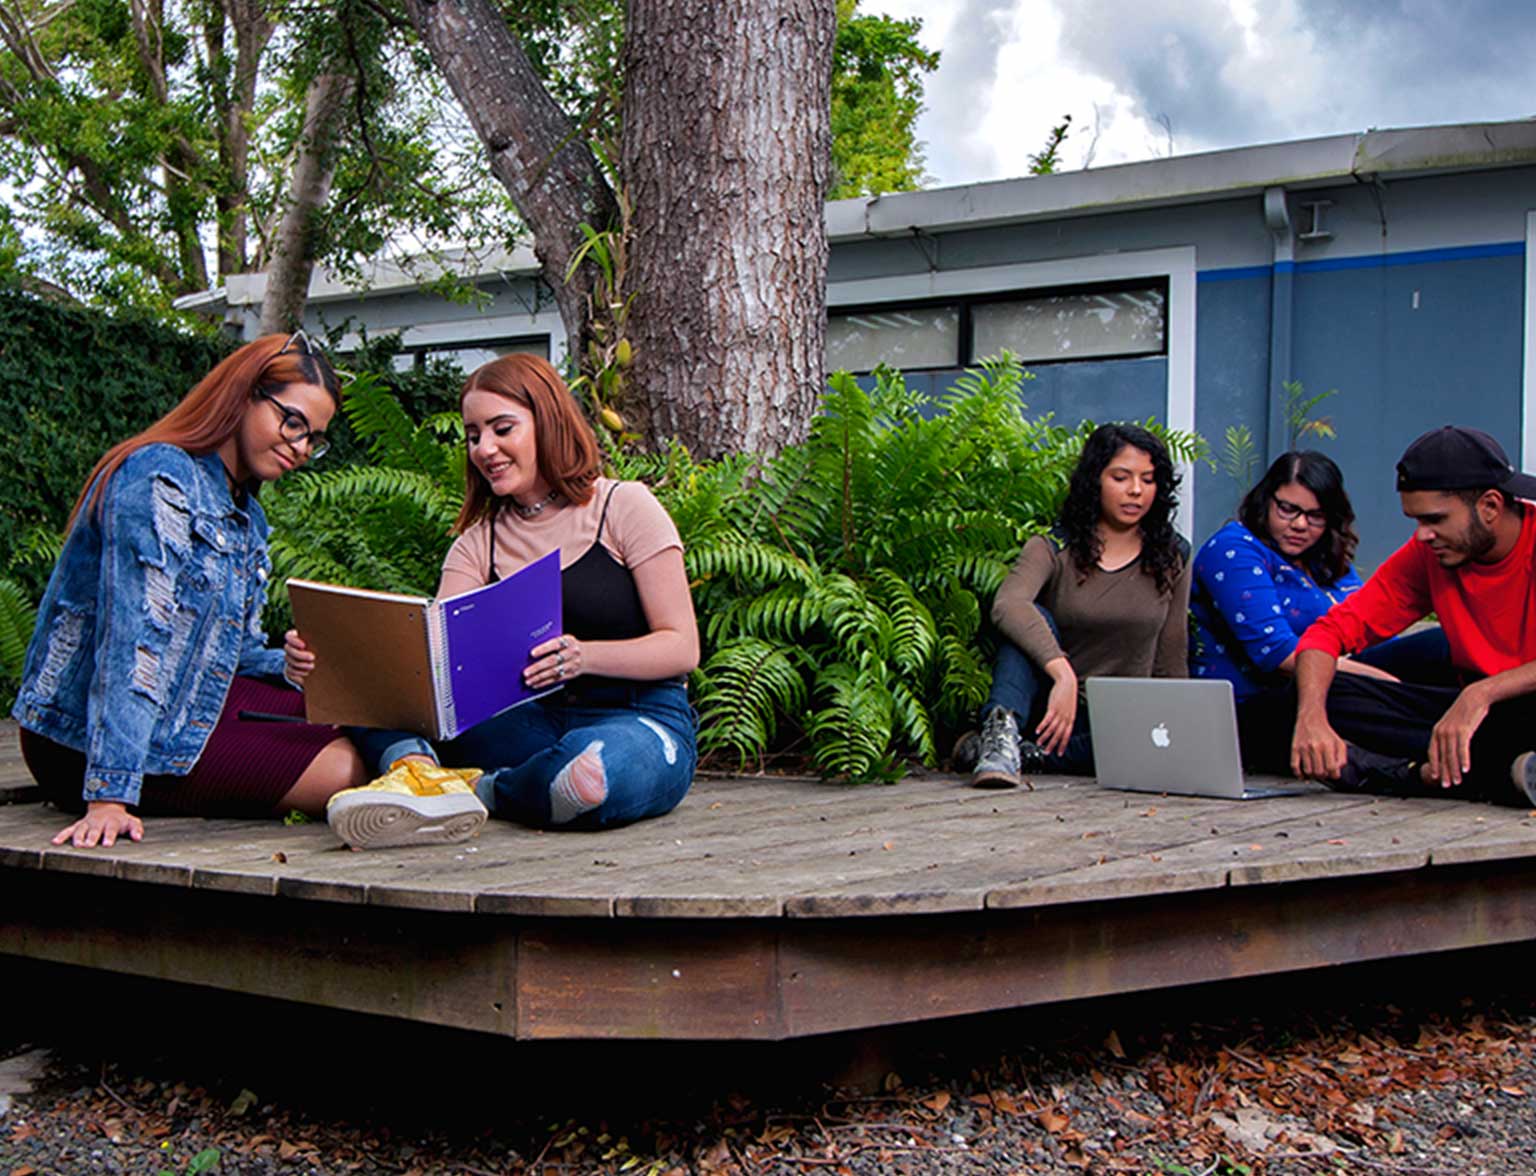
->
xmin=287 ymin=549 xmax=563 ymax=739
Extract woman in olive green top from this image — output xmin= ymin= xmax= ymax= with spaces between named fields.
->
xmin=970 ymin=423 xmax=1192 ymax=787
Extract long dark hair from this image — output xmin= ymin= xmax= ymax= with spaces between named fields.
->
xmin=1238 ymin=450 xmax=1358 ymax=585
xmin=70 ymin=334 xmax=339 ymax=526
xmin=1060 ymin=423 xmax=1184 ymax=594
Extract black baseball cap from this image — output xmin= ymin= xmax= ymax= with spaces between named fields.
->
xmin=1396 ymin=425 xmax=1536 ymax=500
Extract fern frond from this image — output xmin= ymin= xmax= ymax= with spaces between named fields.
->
xmin=806 ymin=659 xmax=898 ymax=782
xmin=868 ymin=568 xmax=937 ymax=676
xmin=694 ymin=638 xmax=808 ymax=768
xmin=0 ymin=577 xmax=37 ymax=682
xmin=889 ymin=678 xmax=938 ymax=767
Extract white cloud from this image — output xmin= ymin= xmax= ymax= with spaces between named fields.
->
xmin=865 ymin=0 xmax=1536 ymax=187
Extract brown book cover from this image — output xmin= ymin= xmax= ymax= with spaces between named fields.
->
xmin=287 ymin=582 xmax=443 ymax=736
xmin=287 ymin=551 xmax=564 ymax=739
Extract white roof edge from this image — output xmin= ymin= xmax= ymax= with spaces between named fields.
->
xmin=826 ymin=118 xmax=1536 ymax=241
xmin=174 ymin=242 xmax=546 ymax=315
xmin=175 ymin=118 xmax=1536 ymax=315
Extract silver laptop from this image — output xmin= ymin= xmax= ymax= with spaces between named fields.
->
xmin=1085 ymin=677 xmax=1309 ymax=800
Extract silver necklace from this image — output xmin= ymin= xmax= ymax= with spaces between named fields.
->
xmin=511 ymin=490 xmax=559 ymax=518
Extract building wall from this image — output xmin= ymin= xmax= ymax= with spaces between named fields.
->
xmin=829 ymin=166 xmax=1534 ymax=567
xmin=269 ymin=162 xmax=1533 ymax=568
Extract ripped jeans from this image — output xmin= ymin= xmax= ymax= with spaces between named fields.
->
xmin=352 ymin=679 xmax=697 ymax=830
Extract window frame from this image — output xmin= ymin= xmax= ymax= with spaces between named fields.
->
xmin=827 ymin=276 xmax=1171 ymax=375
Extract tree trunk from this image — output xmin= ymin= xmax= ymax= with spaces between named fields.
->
xmin=209 ymin=0 xmax=274 ymax=279
xmin=621 ymin=0 xmax=834 ymax=458
xmin=402 ymin=0 xmax=617 ymax=357
xmin=260 ymin=71 xmax=356 ymax=334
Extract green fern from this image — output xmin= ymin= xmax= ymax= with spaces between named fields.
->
xmin=0 ymin=577 xmax=36 ymax=687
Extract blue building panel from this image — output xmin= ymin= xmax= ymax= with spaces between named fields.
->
xmin=1291 ymin=247 xmax=1526 ymax=567
xmin=1193 ymin=271 xmax=1273 ymax=539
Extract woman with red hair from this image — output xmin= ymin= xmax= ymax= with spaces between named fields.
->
xmin=322 ymin=354 xmax=699 ymax=846
xmin=12 ymin=333 xmax=368 ymax=848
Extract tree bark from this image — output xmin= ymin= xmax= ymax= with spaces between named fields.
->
xmin=621 ymin=0 xmax=833 ymax=458
xmin=401 ymin=0 xmax=617 ymax=356
xmin=207 ymin=0 xmax=274 ymax=279
xmin=260 ymin=71 xmax=356 ymax=334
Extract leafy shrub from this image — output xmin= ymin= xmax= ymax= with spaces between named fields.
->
xmin=0 ymin=288 xmax=232 ymax=600
xmin=612 ymin=361 xmax=1206 ymax=780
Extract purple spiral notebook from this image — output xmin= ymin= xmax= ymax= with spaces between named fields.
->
xmin=288 ymin=549 xmax=563 ymax=739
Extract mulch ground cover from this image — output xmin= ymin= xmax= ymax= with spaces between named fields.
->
xmin=3 ymin=945 xmax=1535 ymax=1175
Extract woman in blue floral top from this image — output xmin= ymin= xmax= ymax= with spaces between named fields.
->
xmin=1190 ymin=450 xmax=1449 ymax=703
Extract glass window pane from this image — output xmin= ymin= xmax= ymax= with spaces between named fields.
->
xmin=971 ymin=287 xmax=1165 ymax=363
xmin=827 ymin=305 xmax=960 ymax=372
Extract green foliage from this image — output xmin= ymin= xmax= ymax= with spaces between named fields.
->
xmin=1221 ymin=423 xmax=1260 ymax=511
xmin=0 ymin=288 xmax=231 ymax=600
xmin=613 ymin=359 xmax=1207 ymax=782
xmin=157 ymin=1147 xmax=220 ymax=1176
xmin=1029 ymin=115 xmax=1073 ymax=175
xmin=0 ymin=576 xmax=37 ymax=705
xmin=829 ymin=0 xmax=941 ymax=198
xmin=1283 ymin=379 xmax=1339 ymax=446
xmin=261 ymin=370 xmax=466 ymax=632
xmin=0 ymin=0 xmax=517 ymax=316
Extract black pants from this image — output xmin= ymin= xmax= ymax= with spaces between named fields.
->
xmin=1238 ymin=675 xmax=1536 ymax=807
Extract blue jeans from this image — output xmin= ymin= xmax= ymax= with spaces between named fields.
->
xmin=350 ymin=679 xmax=697 ymax=830
xmin=983 ymin=608 xmax=1095 ymax=776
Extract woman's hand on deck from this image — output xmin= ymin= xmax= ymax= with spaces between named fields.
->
xmin=1034 ymin=659 xmax=1078 ymax=757
xmin=527 ymin=634 xmax=583 ymax=690
xmin=52 ymin=802 xmax=143 ymax=848
xmin=283 ymin=629 xmax=316 ymax=686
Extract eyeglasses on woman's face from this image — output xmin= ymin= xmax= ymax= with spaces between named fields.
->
xmin=1271 ymin=494 xmax=1328 ymax=528
xmin=256 ymin=388 xmax=330 ymax=460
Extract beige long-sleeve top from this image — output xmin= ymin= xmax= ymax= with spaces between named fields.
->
xmin=991 ymin=533 xmax=1192 ymax=686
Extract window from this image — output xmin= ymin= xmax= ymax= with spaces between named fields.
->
xmin=826 ymin=305 xmax=960 ymax=372
xmin=826 ymin=279 xmax=1167 ymax=373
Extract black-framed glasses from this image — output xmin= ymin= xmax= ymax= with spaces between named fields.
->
xmin=256 ymin=388 xmax=330 ymax=460
xmin=1271 ymin=496 xmax=1327 ymax=527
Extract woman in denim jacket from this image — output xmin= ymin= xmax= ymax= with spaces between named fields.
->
xmin=12 ymin=333 xmax=368 ymax=848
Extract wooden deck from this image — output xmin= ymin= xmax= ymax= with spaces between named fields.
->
xmin=3 ymin=719 xmax=1536 ymax=1041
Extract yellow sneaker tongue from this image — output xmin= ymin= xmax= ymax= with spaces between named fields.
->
xmin=403 ymin=763 xmax=448 ymax=796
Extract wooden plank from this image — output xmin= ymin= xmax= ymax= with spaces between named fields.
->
xmin=515 ymin=921 xmax=782 ymax=1040
xmin=1228 ymin=801 xmax=1527 ymax=885
xmin=1430 ymin=808 xmax=1536 ymax=865
xmin=784 ymin=787 xmax=1372 ymax=916
xmin=0 ymin=869 xmax=519 ymax=1036
xmin=986 ymin=793 xmax=1388 ymax=909
xmin=778 ymin=859 xmax=1536 ymax=1037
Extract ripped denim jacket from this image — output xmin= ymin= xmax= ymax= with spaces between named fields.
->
xmin=12 ymin=445 xmax=286 ymax=806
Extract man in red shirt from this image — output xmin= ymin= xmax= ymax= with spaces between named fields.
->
xmin=1289 ymin=425 xmax=1536 ymax=806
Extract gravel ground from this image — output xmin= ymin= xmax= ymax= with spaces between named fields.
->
xmin=3 ymin=944 xmax=1536 ymax=1175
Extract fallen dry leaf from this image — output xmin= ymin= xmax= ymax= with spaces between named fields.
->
xmin=1105 ymin=1028 xmax=1126 ymax=1059
xmin=921 ymin=1091 xmax=951 ymax=1114
xmin=1038 ymin=1106 xmax=1070 ymax=1133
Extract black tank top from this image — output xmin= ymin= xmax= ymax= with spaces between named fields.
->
xmin=487 ymin=483 xmax=651 ymax=642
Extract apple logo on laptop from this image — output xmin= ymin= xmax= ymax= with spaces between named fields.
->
xmin=1150 ymin=723 xmax=1171 ymax=749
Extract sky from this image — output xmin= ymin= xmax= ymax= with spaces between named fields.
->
xmin=870 ymin=0 xmax=1536 ymax=188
